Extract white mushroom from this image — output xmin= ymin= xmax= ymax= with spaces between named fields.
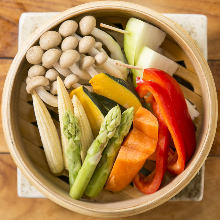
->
xmin=64 ymin=74 xmax=79 ymax=89
xmin=45 ymin=69 xmax=59 ymax=81
xmin=79 ymin=16 xmax=125 ymax=62
xmin=50 ymin=81 xmax=58 ymax=95
xmin=78 ymin=36 xmax=96 ymax=54
xmin=94 ymin=42 xmax=102 ymax=50
xmin=28 ymin=65 xmax=46 ymax=77
xmin=26 ymin=76 xmax=31 ymax=84
xmin=94 ymin=52 xmax=108 ymax=65
xmin=42 ymin=48 xmax=61 ymax=68
xmin=35 ymin=86 xmax=58 ymax=107
xmin=42 ymin=48 xmax=71 ymax=77
xmin=59 ymin=49 xmax=91 ymax=80
xmin=75 ymin=34 xmax=124 ymax=79
xmin=26 ymin=46 xmax=44 ymax=64
xmin=59 ymin=20 xmax=78 ymax=37
xmin=59 ymin=50 xmax=80 ymax=68
xmin=61 ymin=36 xmax=78 ymax=51
xmin=80 ymin=56 xmax=99 ymax=77
xmin=53 ymin=62 xmax=72 ymax=77
xmin=39 ymin=31 xmax=62 ymax=50
xmin=89 ymin=46 xmax=124 ymax=79
xmin=26 ymin=76 xmax=49 ymax=94
xmin=26 ymin=73 xmax=58 ymax=107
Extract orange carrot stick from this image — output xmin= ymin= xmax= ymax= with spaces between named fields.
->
xmin=105 ymin=107 xmax=158 ymax=192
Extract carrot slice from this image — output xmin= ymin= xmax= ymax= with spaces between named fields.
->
xmin=105 ymin=107 xmax=158 ymax=192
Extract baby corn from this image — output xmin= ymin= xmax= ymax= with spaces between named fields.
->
xmin=57 ymin=76 xmax=75 ymax=168
xmin=57 ymin=77 xmax=81 ymax=186
xmin=32 ymin=91 xmax=64 ymax=174
xmin=72 ymin=95 xmax=94 ymax=161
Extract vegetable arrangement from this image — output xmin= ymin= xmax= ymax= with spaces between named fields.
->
xmin=26 ymin=15 xmax=198 ymax=199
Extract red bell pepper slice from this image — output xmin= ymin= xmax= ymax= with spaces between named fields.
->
xmin=133 ymin=101 xmax=170 ymax=194
xmin=139 ymin=68 xmax=196 ymax=161
xmin=136 ymin=80 xmax=186 ymax=174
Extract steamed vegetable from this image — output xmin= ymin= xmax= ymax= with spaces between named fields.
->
xmin=136 ymin=68 xmax=196 ymax=174
xmin=92 ymin=93 xmax=126 ymax=113
xmin=105 ymin=107 xmax=158 ymax=192
xmin=32 ymin=91 xmax=64 ymax=174
xmin=133 ymin=46 xmax=179 ymax=86
xmin=63 ymin=111 xmax=81 ymax=186
xmin=90 ymin=73 xmax=141 ymax=113
xmin=69 ymin=106 xmax=121 ymax=199
xmin=70 ymin=86 xmax=105 ymax=137
xmin=134 ymin=101 xmax=170 ymax=194
xmin=57 ymin=77 xmax=82 ymax=186
xmin=85 ymin=107 xmax=134 ymax=198
xmin=72 ymin=95 xmax=94 ymax=161
xmin=124 ymin=17 xmax=166 ymax=65
xmin=57 ymin=76 xmax=76 ymax=169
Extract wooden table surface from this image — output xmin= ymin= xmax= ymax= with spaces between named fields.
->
xmin=0 ymin=0 xmax=220 ymax=219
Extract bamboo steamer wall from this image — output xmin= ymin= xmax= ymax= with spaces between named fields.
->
xmin=1 ymin=1 xmax=217 ymax=217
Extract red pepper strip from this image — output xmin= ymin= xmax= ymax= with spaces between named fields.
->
xmin=136 ymin=81 xmax=185 ymax=174
xmin=133 ymin=101 xmax=170 ymax=194
xmin=148 ymin=147 xmax=174 ymax=161
xmin=139 ymin=68 xmax=196 ymax=161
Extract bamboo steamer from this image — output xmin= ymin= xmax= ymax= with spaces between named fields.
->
xmin=1 ymin=1 xmax=218 ymax=217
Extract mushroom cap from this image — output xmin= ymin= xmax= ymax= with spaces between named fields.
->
xmin=61 ymin=36 xmax=78 ymax=51
xmin=45 ymin=69 xmax=59 ymax=81
xmin=42 ymin=49 xmax=62 ymax=68
xmin=59 ymin=20 xmax=78 ymax=37
xmin=26 ymin=77 xmax=31 ymax=84
xmin=28 ymin=65 xmax=46 ymax=77
xmin=80 ymin=56 xmax=95 ymax=70
xmin=64 ymin=74 xmax=79 ymax=89
xmin=79 ymin=16 xmax=96 ymax=35
xmin=94 ymin=42 xmax=102 ymax=50
xmin=26 ymin=46 xmax=44 ymax=64
xmin=78 ymin=36 xmax=95 ymax=54
xmin=26 ymin=76 xmax=49 ymax=94
xmin=59 ymin=50 xmax=80 ymax=68
xmin=39 ymin=31 xmax=62 ymax=50
xmin=95 ymin=52 xmax=108 ymax=65
xmin=50 ymin=81 xmax=58 ymax=95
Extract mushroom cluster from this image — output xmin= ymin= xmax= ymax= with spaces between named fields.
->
xmin=25 ymin=16 xmax=127 ymax=107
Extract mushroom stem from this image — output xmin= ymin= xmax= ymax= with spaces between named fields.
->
xmin=87 ymin=66 xmax=99 ymax=77
xmin=89 ymin=47 xmax=124 ymax=79
xmin=53 ymin=62 xmax=72 ymax=77
xmin=69 ymin=64 xmax=91 ymax=80
xmin=91 ymin=27 xmax=125 ymax=62
xmin=76 ymin=34 xmax=125 ymax=79
xmin=80 ymin=56 xmax=99 ymax=78
xmin=100 ymin=23 xmax=129 ymax=34
xmin=35 ymin=86 xmax=58 ymax=107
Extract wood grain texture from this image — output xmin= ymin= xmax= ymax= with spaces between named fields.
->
xmin=0 ymin=59 xmax=11 ymax=152
xmin=208 ymin=60 xmax=220 ymax=156
xmin=0 ymin=0 xmax=220 ymax=59
xmin=0 ymin=154 xmax=220 ymax=220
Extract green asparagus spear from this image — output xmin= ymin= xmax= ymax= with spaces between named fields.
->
xmin=69 ymin=105 xmax=121 ymax=199
xmin=63 ymin=111 xmax=82 ymax=187
xmin=85 ymin=107 xmax=134 ymax=197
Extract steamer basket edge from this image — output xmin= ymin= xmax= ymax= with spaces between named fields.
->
xmin=1 ymin=1 xmax=218 ymax=217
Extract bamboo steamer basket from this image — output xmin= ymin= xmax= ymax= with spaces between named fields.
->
xmin=2 ymin=1 xmax=218 ymax=217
